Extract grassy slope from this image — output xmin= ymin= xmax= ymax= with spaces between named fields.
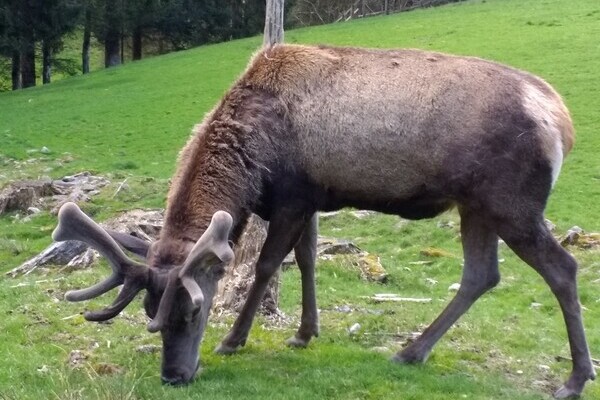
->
xmin=0 ymin=0 xmax=599 ymax=398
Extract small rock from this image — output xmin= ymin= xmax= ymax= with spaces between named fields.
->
xmin=68 ymin=350 xmax=88 ymax=368
xmin=37 ymin=365 xmax=49 ymax=374
xmin=538 ymin=364 xmax=551 ymax=372
xmin=561 ymin=227 xmax=582 ymax=246
xmin=26 ymin=206 xmax=41 ymax=215
xmin=544 ymin=219 xmax=556 ymax=232
xmin=350 ymin=210 xmax=376 ymax=219
xmin=437 ymin=220 xmax=455 ymax=229
xmin=334 ymin=305 xmax=353 ymax=313
xmin=40 ymin=146 xmax=51 ymax=154
xmin=516 ymin=370 xmax=523 ymax=375
xmin=530 ymin=302 xmax=542 ymax=309
xmin=136 ymin=344 xmax=161 ymax=354
xmin=425 ymin=278 xmax=438 ymax=285
xmin=448 ymin=283 xmax=461 ymax=292
xmin=348 ymin=323 xmax=361 ymax=335
xmin=318 ymin=238 xmax=362 ymax=256
xmin=319 ymin=211 xmax=341 ymax=219
xmin=356 ymin=253 xmax=388 ymax=283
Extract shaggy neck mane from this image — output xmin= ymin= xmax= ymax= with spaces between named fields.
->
xmin=161 ymin=88 xmax=279 ymax=243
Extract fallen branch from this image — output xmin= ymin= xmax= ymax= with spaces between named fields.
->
xmin=10 ymin=277 xmax=65 ymax=288
xmin=361 ymin=294 xmax=432 ymax=303
xmin=112 ymin=178 xmax=129 ymax=199
xmin=61 ymin=314 xmax=82 ymax=321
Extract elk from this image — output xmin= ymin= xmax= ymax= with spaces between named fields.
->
xmin=54 ymin=44 xmax=594 ymax=398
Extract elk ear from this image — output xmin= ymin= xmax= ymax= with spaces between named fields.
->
xmin=146 ymin=211 xmax=234 ymax=333
xmin=106 ymin=229 xmax=151 ymax=259
xmin=177 ymin=211 xmax=234 ymax=307
xmin=181 ymin=211 xmax=235 ymax=276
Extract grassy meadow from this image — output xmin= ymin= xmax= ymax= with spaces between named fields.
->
xmin=0 ymin=0 xmax=599 ymax=398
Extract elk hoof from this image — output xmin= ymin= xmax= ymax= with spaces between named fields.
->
xmin=214 ymin=342 xmax=240 ymax=355
xmin=391 ymin=348 xmax=430 ymax=364
xmin=553 ymin=385 xmax=581 ymax=399
xmin=285 ymin=336 xmax=310 ymax=348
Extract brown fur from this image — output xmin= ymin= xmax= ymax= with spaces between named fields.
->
xmin=242 ymin=45 xmax=340 ymax=99
xmin=163 ymin=44 xmax=574 ymax=246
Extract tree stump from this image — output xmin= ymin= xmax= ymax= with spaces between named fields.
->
xmin=214 ymin=214 xmax=279 ymax=315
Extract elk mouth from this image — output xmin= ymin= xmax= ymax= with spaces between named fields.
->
xmin=161 ymin=360 xmax=201 ymax=386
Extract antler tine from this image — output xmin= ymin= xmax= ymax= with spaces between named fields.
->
xmin=65 ymin=274 xmax=122 ymax=301
xmin=84 ymin=280 xmax=146 ymax=321
xmin=179 ymin=211 xmax=234 ymax=305
xmin=53 ymin=202 xmax=147 ymax=303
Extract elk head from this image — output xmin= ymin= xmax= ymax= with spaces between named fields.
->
xmin=53 ymin=202 xmax=234 ymax=385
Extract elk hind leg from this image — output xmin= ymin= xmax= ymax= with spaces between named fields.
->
xmin=394 ymin=208 xmax=500 ymax=363
xmin=496 ymin=218 xmax=595 ymax=399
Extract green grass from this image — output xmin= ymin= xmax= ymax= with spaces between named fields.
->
xmin=1 ymin=0 xmax=599 ymax=398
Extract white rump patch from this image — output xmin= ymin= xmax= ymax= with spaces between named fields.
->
xmin=521 ymin=82 xmax=564 ymax=187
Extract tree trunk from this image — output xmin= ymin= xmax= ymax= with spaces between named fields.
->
xmin=120 ymin=34 xmax=125 ymax=64
xmin=132 ymin=27 xmax=143 ymax=60
xmin=20 ymin=43 xmax=36 ymax=89
xmin=11 ymin=51 xmax=21 ymax=90
xmin=104 ymin=0 xmax=122 ymax=67
xmin=82 ymin=8 xmax=92 ymax=74
xmin=215 ymin=0 xmax=289 ymax=315
xmin=263 ymin=0 xmax=284 ymax=47
xmin=104 ymin=33 xmax=121 ymax=67
xmin=42 ymin=41 xmax=52 ymax=84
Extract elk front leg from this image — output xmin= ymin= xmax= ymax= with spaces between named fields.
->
xmin=395 ymin=208 xmax=500 ymax=363
xmin=286 ymin=213 xmax=319 ymax=348
xmin=215 ymin=207 xmax=311 ymax=354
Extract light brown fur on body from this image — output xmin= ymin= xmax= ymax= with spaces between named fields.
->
xmin=163 ymin=44 xmax=574 ymax=239
xmin=243 ymin=45 xmax=571 ymax=208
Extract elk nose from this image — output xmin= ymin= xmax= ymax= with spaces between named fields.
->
xmin=161 ymin=361 xmax=200 ymax=386
xmin=161 ymin=374 xmax=187 ymax=386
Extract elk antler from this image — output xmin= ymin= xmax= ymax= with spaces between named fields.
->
xmin=147 ymin=211 xmax=234 ymax=332
xmin=53 ymin=202 xmax=150 ymax=321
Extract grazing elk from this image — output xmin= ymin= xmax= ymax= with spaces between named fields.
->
xmin=54 ymin=44 xmax=594 ymax=398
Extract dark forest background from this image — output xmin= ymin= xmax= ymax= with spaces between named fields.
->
xmin=0 ymin=0 xmax=462 ymax=91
